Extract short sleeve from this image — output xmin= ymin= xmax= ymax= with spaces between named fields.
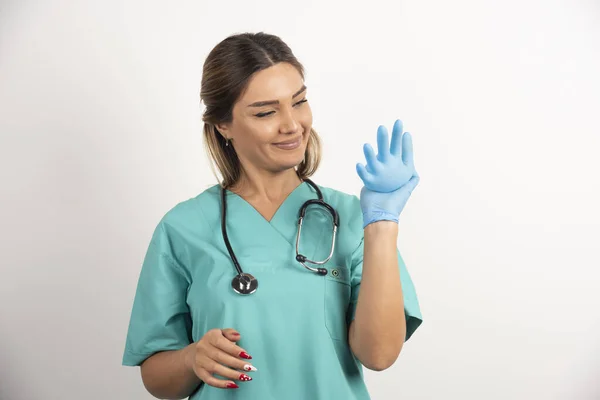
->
xmin=122 ymin=222 xmax=193 ymax=366
xmin=347 ymin=238 xmax=423 ymax=341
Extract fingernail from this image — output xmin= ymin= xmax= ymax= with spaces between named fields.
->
xmin=226 ymin=382 xmax=239 ymax=389
xmin=239 ymin=373 xmax=252 ymax=381
xmin=243 ymin=364 xmax=258 ymax=372
xmin=231 ymin=332 xmax=240 ymax=336
xmin=239 ymin=351 xmax=252 ymax=359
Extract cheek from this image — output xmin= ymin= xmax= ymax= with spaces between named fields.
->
xmin=299 ymin=106 xmax=313 ymax=130
xmin=239 ymin=120 xmax=275 ymax=145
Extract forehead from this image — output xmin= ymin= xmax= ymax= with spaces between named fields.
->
xmin=239 ymin=62 xmax=304 ymax=104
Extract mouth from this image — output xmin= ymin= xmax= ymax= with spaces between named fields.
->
xmin=272 ymin=137 xmax=302 ymax=150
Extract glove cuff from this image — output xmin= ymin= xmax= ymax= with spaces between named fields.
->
xmin=362 ymin=211 xmax=399 ymax=228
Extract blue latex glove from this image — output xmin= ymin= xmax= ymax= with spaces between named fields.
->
xmin=356 ymin=119 xmax=420 ymax=228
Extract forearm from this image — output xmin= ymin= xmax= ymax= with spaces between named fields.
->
xmin=140 ymin=343 xmax=202 ymax=399
xmin=349 ymin=220 xmax=406 ymax=370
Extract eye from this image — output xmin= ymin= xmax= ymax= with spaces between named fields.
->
xmin=294 ymin=98 xmax=308 ymax=107
xmin=255 ymin=111 xmax=274 ymax=118
xmin=254 ymin=99 xmax=307 ymax=118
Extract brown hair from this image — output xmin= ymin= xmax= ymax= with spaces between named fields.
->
xmin=200 ymin=32 xmax=321 ymax=188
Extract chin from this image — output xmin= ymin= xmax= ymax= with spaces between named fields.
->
xmin=274 ymin=152 xmax=305 ymax=172
xmin=281 ymin=159 xmax=304 ymax=172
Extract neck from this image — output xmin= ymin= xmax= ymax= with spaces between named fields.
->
xmin=230 ymin=167 xmax=302 ymax=202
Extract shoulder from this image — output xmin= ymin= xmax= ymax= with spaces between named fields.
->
xmin=156 ymin=184 xmax=222 ymax=239
xmin=317 ymin=185 xmax=360 ymax=212
xmin=317 ymin=184 xmax=359 ymax=206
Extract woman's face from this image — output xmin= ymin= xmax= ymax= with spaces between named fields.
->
xmin=217 ymin=62 xmax=313 ymax=175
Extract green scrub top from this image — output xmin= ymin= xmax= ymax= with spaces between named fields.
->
xmin=122 ymin=181 xmax=422 ymax=399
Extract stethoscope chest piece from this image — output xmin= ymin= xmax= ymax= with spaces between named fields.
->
xmin=232 ymin=273 xmax=258 ymax=295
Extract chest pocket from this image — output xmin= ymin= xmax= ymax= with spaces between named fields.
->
xmin=324 ymin=264 xmax=351 ymax=341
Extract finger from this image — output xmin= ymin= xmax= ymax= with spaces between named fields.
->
xmin=357 ymin=163 xmax=376 ymax=188
xmin=195 ymin=366 xmax=239 ymax=389
xmin=221 ymin=328 xmax=240 ymax=342
xmin=402 ymin=131 xmax=414 ymax=167
xmin=356 ymin=163 xmax=371 ymax=184
xmin=390 ymin=119 xmax=404 ymax=156
xmin=376 ymin=125 xmax=390 ymax=161
xmin=403 ymin=175 xmax=420 ymax=194
xmin=213 ymin=334 xmax=252 ymax=360
xmin=207 ymin=345 xmax=257 ymax=372
xmin=211 ymin=361 xmax=254 ymax=382
xmin=363 ymin=144 xmax=379 ymax=173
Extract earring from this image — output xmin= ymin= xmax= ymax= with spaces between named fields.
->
xmin=225 ymin=138 xmax=230 ymax=147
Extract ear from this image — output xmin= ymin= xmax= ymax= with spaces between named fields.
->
xmin=215 ymin=122 xmax=230 ymax=140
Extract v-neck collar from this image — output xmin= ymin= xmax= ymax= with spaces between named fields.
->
xmin=224 ymin=181 xmax=319 ymax=247
xmin=225 ymin=181 xmax=313 ymax=223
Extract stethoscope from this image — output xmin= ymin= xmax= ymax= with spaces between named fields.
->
xmin=220 ymin=179 xmax=339 ymax=295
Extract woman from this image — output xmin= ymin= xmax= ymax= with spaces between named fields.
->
xmin=122 ymin=32 xmax=422 ymax=400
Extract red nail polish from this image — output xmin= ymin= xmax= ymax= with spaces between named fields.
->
xmin=239 ymin=351 xmax=252 ymax=359
xmin=226 ymin=382 xmax=239 ymax=389
xmin=232 ymin=332 xmax=240 ymax=336
xmin=239 ymin=373 xmax=252 ymax=381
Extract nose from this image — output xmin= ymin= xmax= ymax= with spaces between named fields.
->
xmin=279 ymin=107 xmax=299 ymax=135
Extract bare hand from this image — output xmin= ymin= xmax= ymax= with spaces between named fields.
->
xmin=187 ymin=328 xmax=256 ymax=389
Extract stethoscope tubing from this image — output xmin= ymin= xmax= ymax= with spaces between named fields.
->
xmin=220 ymin=179 xmax=339 ymax=294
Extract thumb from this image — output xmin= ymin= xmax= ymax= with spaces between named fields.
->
xmin=403 ymin=175 xmax=420 ymax=194
xmin=221 ymin=328 xmax=241 ymax=342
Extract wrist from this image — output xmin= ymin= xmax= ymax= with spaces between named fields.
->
xmin=364 ymin=219 xmax=399 ymax=235
xmin=182 ymin=343 xmax=196 ymax=373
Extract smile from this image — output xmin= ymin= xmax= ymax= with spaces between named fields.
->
xmin=273 ymin=137 xmax=302 ymax=150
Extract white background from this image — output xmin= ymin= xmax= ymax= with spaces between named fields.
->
xmin=1 ymin=0 xmax=599 ymax=399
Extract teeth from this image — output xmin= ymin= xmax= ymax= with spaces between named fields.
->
xmin=243 ymin=364 xmax=258 ymax=372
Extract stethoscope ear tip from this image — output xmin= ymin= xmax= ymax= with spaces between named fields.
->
xmin=317 ymin=268 xmax=328 ymax=276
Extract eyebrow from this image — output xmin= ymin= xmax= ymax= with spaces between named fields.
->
xmin=247 ymin=85 xmax=307 ymax=107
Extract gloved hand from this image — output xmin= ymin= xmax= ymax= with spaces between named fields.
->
xmin=356 ymin=119 xmax=420 ymax=228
